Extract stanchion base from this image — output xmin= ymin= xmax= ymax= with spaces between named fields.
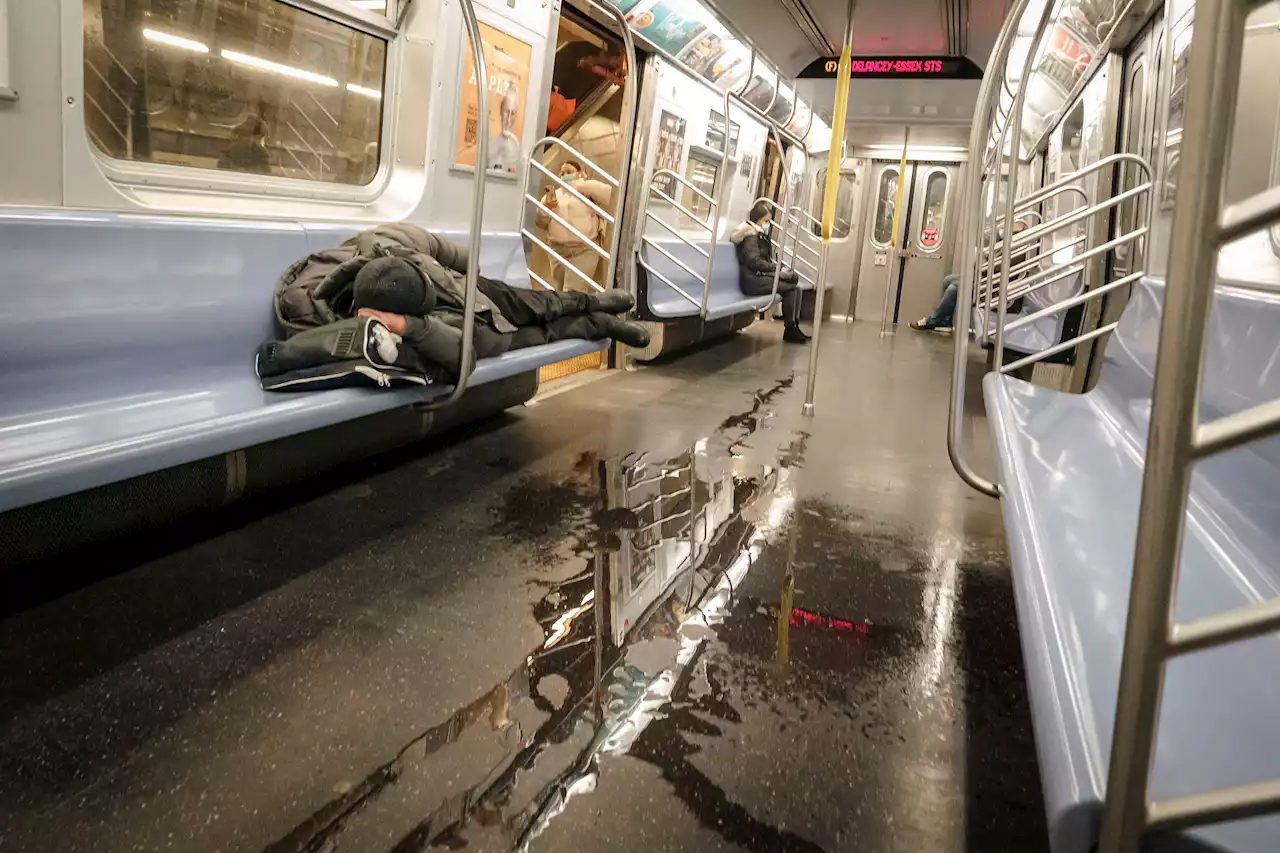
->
xmin=802 ymin=402 xmax=815 ymax=417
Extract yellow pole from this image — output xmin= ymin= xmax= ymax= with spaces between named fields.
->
xmin=879 ymin=127 xmax=910 ymax=335
xmin=802 ymin=0 xmax=856 ymax=416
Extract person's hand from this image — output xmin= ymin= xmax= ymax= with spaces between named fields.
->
xmin=357 ymin=308 xmax=408 ymax=336
xmin=544 ymin=191 xmax=558 ymax=209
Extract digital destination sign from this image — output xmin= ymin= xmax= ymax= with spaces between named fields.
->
xmin=798 ymin=55 xmax=983 ymax=80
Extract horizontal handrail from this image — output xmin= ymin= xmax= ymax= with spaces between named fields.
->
xmin=648 ymin=192 xmax=714 ymax=232
xmin=1004 ymin=228 xmax=1147 ymax=301
xmin=522 ymin=228 xmax=606 ymax=292
xmin=533 ymin=136 xmax=621 ymax=187
xmin=992 ymin=185 xmax=1088 ymax=228
xmin=652 ymin=169 xmax=716 ymax=207
xmin=1003 ymin=269 xmax=1145 ymax=332
xmin=527 ymin=194 xmax=609 ymax=260
xmin=643 ymin=237 xmax=706 ymax=281
xmin=1000 ymin=320 xmax=1120 ymax=374
xmin=529 ymin=159 xmax=616 ymax=224
xmin=645 ymin=211 xmax=711 ymax=253
xmin=638 ymin=258 xmax=702 ymax=307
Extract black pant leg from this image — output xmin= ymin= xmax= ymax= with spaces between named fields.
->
xmin=476 ymin=276 xmax=590 ymax=326
xmin=782 ymin=288 xmax=801 ymax=325
xmin=501 ymin=313 xmax=609 ymax=352
xmin=471 ymin=324 xmax=514 ymax=359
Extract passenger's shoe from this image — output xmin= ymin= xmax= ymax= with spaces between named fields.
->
xmin=782 ymin=325 xmax=810 ymax=344
xmin=909 ymin=317 xmax=932 ymax=331
xmin=588 ymin=290 xmax=635 ymax=315
xmin=601 ymin=316 xmax=651 ymax=348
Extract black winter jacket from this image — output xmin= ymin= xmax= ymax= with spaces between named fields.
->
xmin=729 ymin=221 xmax=798 ymax=296
xmin=274 ymin=223 xmax=511 ymax=378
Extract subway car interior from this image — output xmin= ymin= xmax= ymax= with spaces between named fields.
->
xmin=2 ymin=0 xmax=1280 ymax=850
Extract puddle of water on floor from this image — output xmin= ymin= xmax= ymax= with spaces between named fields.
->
xmin=258 ymin=371 xmax=996 ymax=853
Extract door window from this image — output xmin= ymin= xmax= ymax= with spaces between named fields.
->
xmin=872 ymin=168 xmax=900 ymax=246
xmin=917 ymin=170 xmax=948 ymax=250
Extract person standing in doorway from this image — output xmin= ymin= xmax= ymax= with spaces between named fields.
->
xmin=536 ymin=160 xmax=613 ymax=292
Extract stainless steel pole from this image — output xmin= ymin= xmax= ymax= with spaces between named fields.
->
xmin=996 ymin=0 xmax=1056 ymax=364
xmin=879 ymin=126 xmax=910 ymax=336
xmin=944 ymin=0 xmax=1030 ymax=496
xmin=802 ymin=0 xmax=856 ymax=417
xmin=421 ymin=0 xmax=486 ymax=411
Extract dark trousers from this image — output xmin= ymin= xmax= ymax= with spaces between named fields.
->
xmin=472 ymin=276 xmax=613 ymax=358
xmin=742 ymin=274 xmax=802 ymax=326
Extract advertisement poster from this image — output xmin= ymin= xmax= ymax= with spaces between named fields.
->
xmin=625 ymin=2 xmax=707 ymax=56
xmin=653 ymin=110 xmax=687 ymax=197
xmin=454 ymin=21 xmax=532 ymax=178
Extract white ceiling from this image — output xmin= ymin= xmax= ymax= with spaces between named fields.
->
xmin=709 ymin=0 xmax=1007 ymax=145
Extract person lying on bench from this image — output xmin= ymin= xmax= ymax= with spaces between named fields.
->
xmin=275 ymin=223 xmax=649 ymax=379
xmin=730 ymin=202 xmax=809 ymax=344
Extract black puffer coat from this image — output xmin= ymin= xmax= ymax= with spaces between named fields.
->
xmin=274 ymin=223 xmax=510 ymax=377
xmin=729 ymin=221 xmax=798 ymax=296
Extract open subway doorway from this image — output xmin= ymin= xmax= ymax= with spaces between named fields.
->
xmin=533 ymin=4 xmax=638 ymax=383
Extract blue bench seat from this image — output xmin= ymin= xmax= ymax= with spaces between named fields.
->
xmin=970 ymin=267 xmax=1081 ymax=354
xmin=0 ymin=211 xmax=604 ymax=513
xmin=640 ymin=237 xmax=775 ymax=320
xmin=984 ymin=276 xmax=1280 ymax=853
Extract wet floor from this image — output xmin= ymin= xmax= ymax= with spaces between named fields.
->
xmin=0 ymin=322 xmax=1047 ymax=852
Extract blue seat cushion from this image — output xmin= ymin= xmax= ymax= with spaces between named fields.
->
xmin=969 ymin=267 xmax=1082 ymax=353
xmin=640 ymin=238 xmax=774 ymax=320
xmin=0 ymin=211 xmax=604 ymax=512
xmin=983 ymin=276 xmax=1280 ymax=853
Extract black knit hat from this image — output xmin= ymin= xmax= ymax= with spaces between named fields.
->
xmin=749 ymin=201 xmax=772 ymax=224
xmin=352 ymin=257 xmax=436 ymax=316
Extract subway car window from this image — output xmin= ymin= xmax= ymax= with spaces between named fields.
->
xmin=82 ymin=0 xmax=387 ymax=185
xmin=872 ymin=168 xmax=898 ymax=245
xmin=918 ymin=170 xmax=948 ymax=250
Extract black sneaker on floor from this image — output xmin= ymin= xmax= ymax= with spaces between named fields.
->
xmin=782 ymin=325 xmax=810 ymax=344
xmin=909 ymin=318 xmax=933 ymax=331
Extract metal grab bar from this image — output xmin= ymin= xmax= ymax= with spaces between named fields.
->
xmin=945 ymin=0 xmax=1036 ymax=496
xmin=522 ymin=140 xmax=617 ymax=293
xmin=420 ymin=0 xmax=485 ymax=412
xmin=991 ymin=185 xmax=1088 ymax=229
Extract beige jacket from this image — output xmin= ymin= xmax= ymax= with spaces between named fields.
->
xmin=537 ymin=178 xmax=612 ymax=249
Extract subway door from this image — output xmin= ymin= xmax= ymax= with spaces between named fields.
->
xmin=894 ymin=164 xmax=958 ymax=325
xmin=853 ymin=161 xmax=912 ymax=321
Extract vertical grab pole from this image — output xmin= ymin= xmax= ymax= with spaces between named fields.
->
xmin=588 ymin=0 xmax=637 ymax=293
xmin=422 ymin=0 xmax=486 ymax=410
xmin=996 ymin=0 xmax=1056 ymax=363
xmin=802 ymin=0 xmax=855 ymax=417
xmin=945 ymin=0 xmax=1030 ymax=496
xmin=878 ymin=127 xmax=910 ymax=336
xmin=1098 ymin=0 xmax=1248 ymax=845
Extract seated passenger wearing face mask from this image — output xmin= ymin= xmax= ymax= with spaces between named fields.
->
xmin=729 ymin=201 xmax=809 ymax=344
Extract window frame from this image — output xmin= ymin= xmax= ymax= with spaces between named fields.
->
xmin=74 ymin=0 xmax=402 ymax=204
xmin=915 ymin=167 xmax=950 ymax=253
xmin=870 ymin=166 xmax=900 ymax=248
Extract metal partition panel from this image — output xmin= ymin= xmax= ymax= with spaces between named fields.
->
xmin=1099 ymin=0 xmax=1280 ymax=846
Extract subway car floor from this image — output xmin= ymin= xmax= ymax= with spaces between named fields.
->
xmin=0 ymin=320 xmax=1048 ymax=853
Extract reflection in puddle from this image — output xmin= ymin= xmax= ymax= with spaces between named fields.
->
xmin=260 ymin=373 xmax=884 ymax=853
